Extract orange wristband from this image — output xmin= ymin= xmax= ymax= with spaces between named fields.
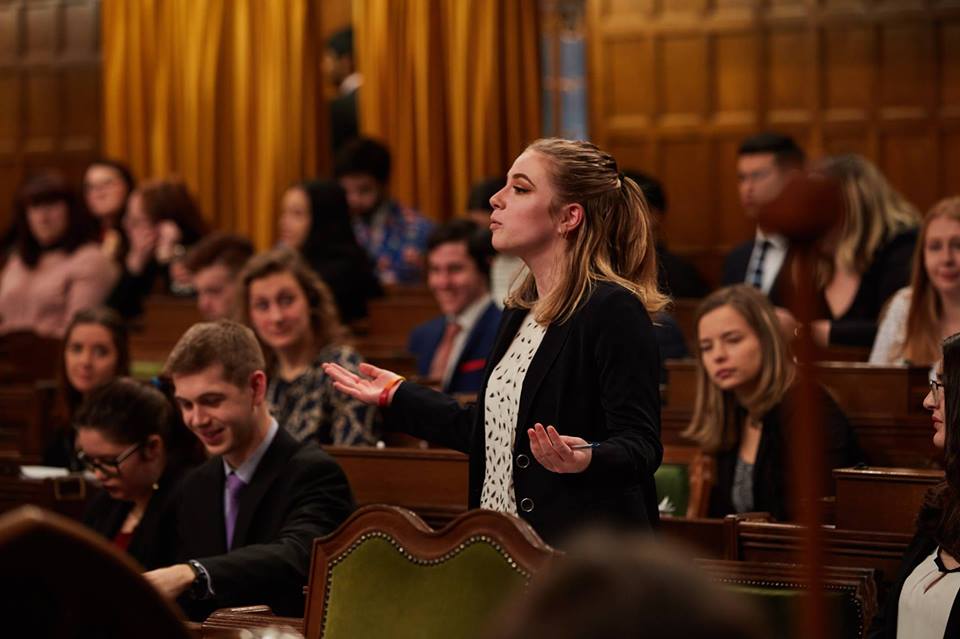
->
xmin=379 ymin=376 xmax=406 ymax=408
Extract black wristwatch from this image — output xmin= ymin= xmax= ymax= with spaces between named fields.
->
xmin=186 ymin=559 xmax=211 ymax=599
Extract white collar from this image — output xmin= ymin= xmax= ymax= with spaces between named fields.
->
xmin=448 ymin=294 xmax=493 ymax=333
xmin=223 ymin=417 xmax=279 ymax=484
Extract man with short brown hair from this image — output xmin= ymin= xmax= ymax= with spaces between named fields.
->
xmin=183 ymin=232 xmax=254 ymax=320
xmin=144 ymin=320 xmax=354 ymax=620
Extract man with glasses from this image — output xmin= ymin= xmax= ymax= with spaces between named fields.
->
xmin=142 ymin=320 xmax=355 ymax=620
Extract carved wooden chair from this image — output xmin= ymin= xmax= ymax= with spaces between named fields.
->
xmin=0 ymin=505 xmax=190 ymax=639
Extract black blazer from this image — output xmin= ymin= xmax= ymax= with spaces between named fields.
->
xmin=868 ymin=527 xmax=960 ymax=638
xmin=709 ymin=384 xmax=863 ymax=521
xmin=388 ymin=281 xmax=663 ymax=545
xmin=824 ymin=228 xmax=918 ymax=348
xmin=175 ymin=427 xmax=355 ymax=620
xmin=82 ymin=458 xmax=193 ymax=570
xmin=721 ymin=239 xmax=790 ymax=307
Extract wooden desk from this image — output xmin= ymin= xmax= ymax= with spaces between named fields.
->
xmin=0 ymin=381 xmax=57 ymax=462
xmin=130 ymin=295 xmax=203 ymax=363
xmin=325 ymin=446 xmax=469 ymax=529
xmin=833 ymin=467 xmax=942 ymax=533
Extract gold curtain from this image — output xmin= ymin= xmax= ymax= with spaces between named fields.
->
xmin=354 ymin=0 xmax=541 ymax=221
xmin=101 ymin=0 xmax=324 ymax=248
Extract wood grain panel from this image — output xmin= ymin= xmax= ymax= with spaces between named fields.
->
xmin=822 ymin=26 xmax=873 ymax=117
xmin=713 ymin=32 xmax=758 ymax=126
xmin=941 ymin=20 xmax=960 ymax=112
xmin=0 ymin=4 xmax=18 ymax=61
xmin=24 ymin=72 xmax=59 ymax=153
xmin=606 ymin=37 xmax=652 ymax=120
xmin=660 ymin=139 xmax=712 ymax=251
xmin=767 ymin=27 xmax=812 ymax=122
xmin=63 ymin=2 xmax=97 ymax=55
xmin=0 ymin=72 xmax=18 ymax=156
xmin=943 ymin=132 xmax=960 ymax=202
xmin=659 ymin=35 xmax=708 ymax=126
xmin=879 ymin=22 xmax=934 ymax=115
xmin=881 ymin=132 xmax=938 ymax=211
xmin=62 ymin=67 xmax=98 ymax=151
xmin=24 ymin=3 xmax=57 ymax=60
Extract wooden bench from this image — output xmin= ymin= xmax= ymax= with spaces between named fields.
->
xmin=663 ymin=360 xmax=940 ymax=468
xmin=129 ymin=295 xmax=203 ymax=363
xmin=0 ymin=380 xmax=57 ymax=462
xmin=0 ymin=331 xmax=61 ymax=383
xmin=833 ymin=466 xmax=942 ymax=533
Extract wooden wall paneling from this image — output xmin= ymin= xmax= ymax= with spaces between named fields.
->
xmin=0 ymin=0 xmax=101 ymax=233
xmin=658 ymin=33 xmax=709 ymax=129
xmin=942 ymin=129 xmax=960 ymax=201
xmin=660 ymin=137 xmax=713 ymax=253
xmin=941 ymin=19 xmax=960 ymax=116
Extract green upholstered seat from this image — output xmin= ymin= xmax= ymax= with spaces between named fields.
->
xmin=304 ymin=505 xmax=558 ymax=639
xmin=322 ymin=535 xmax=526 ymax=639
xmin=655 ymin=463 xmax=690 ymax=516
xmin=131 ymin=360 xmax=164 ymax=380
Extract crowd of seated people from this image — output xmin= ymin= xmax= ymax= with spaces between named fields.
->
xmin=3 ymin=126 xmax=960 ymax=634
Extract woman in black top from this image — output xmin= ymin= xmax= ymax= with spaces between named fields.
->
xmin=324 ymin=138 xmax=666 ymax=544
xmin=684 ymin=285 xmax=862 ymax=520
xmin=278 ymin=179 xmax=382 ymax=323
xmin=802 ymin=155 xmax=920 ymax=349
xmin=869 ymin=333 xmax=960 ymax=638
xmin=76 ymin=378 xmax=194 ymax=570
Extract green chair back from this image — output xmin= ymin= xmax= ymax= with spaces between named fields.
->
xmin=655 ymin=463 xmax=690 ymax=516
xmin=304 ymin=506 xmax=558 ymax=639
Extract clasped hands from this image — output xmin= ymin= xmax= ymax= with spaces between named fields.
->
xmin=322 ymin=362 xmax=593 ymax=474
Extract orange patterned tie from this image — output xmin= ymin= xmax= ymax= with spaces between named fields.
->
xmin=428 ymin=321 xmax=462 ymax=382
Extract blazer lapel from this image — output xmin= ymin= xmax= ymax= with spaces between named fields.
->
xmin=193 ymin=459 xmax=228 ymax=556
xmin=231 ymin=429 xmax=298 ymax=547
xmin=515 ymin=317 xmax=573 ymax=440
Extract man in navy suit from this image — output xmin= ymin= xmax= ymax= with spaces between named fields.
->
xmin=408 ymin=219 xmax=501 ymax=395
xmin=721 ymin=132 xmax=805 ymax=306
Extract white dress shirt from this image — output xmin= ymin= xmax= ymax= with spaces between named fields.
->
xmin=745 ymin=230 xmax=789 ymax=295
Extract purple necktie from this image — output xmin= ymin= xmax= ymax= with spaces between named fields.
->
xmin=225 ymin=472 xmax=245 ymax=549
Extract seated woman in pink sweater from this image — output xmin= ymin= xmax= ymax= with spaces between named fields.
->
xmin=0 ymin=173 xmax=118 ymax=338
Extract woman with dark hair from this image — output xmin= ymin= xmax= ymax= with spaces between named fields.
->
xmin=868 ymin=333 xmax=960 ymax=637
xmin=0 ymin=173 xmax=118 ymax=337
xmin=684 ymin=285 xmax=861 ymax=520
xmin=325 ymin=138 xmax=665 ymax=544
xmin=76 ymin=377 xmax=195 ymax=570
xmin=83 ymin=158 xmax=136 ymax=261
xmin=43 ymin=307 xmax=130 ymax=469
xmin=108 ymin=178 xmax=209 ymax=317
xmin=278 ymin=179 xmax=381 ymax=322
xmin=239 ymin=247 xmax=378 ymax=445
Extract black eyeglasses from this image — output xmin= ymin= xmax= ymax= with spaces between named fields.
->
xmin=76 ymin=441 xmax=143 ymax=477
xmin=930 ymin=379 xmax=945 ymax=404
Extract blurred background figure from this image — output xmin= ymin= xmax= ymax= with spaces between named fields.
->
xmin=0 ymin=173 xmax=117 ymax=337
xmin=871 ymin=197 xmax=960 ymax=367
xmin=278 ymin=179 xmax=382 ymax=323
xmin=82 ymin=158 xmax=136 ymax=264
xmin=484 ymin=530 xmax=766 ymax=639
xmin=44 ymin=307 xmax=130 ymax=470
xmin=108 ymin=179 xmax=209 ymax=318
xmin=684 ymin=285 xmax=862 ymax=520
xmin=183 ymin=232 xmax=254 ymax=321
xmin=335 ymin=137 xmax=433 ymax=286
xmin=324 ymin=26 xmax=361 ymax=158
xmin=240 ymin=248 xmax=378 ymax=446
xmin=408 ymin=219 xmax=501 ymax=394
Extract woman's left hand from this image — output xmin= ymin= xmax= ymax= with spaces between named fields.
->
xmin=527 ymin=423 xmax=592 ymax=474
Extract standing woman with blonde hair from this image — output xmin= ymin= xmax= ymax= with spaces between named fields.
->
xmin=871 ymin=197 xmax=960 ymax=366
xmin=800 ymin=154 xmax=920 ymax=349
xmin=686 ymin=285 xmax=862 ymax=520
xmin=325 ymin=138 xmax=665 ymax=544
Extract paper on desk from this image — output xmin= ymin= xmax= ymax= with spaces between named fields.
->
xmin=19 ymin=466 xmax=71 ymax=479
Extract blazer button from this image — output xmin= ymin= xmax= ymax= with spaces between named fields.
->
xmin=520 ymin=497 xmax=534 ymax=512
xmin=516 ymin=454 xmax=530 ymax=469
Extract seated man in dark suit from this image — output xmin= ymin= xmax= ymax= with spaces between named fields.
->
xmin=143 ymin=320 xmax=355 ymax=620
xmin=721 ymin=132 xmax=805 ymax=306
xmin=624 ymin=170 xmax=709 ymax=299
xmin=408 ymin=219 xmax=501 ymax=394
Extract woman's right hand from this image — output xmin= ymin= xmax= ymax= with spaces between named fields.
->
xmin=323 ymin=362 xmax=403 ymax=406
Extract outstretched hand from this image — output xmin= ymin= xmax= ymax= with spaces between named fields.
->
xmin=527 ymin=423 xmax=592 ymax=474
xmin=323 ymin=362 xmax=403 ymax=406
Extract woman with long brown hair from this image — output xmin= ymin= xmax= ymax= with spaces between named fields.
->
xmin=684 ymin=285 xmax=862 ymax=520
xmin=871 ymin=197 xmax=960 ymax=366
xmin=239 ymin=248 xmax=377 ymax=446
xmin=324 ymin=138 xmax=665 ymax=544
